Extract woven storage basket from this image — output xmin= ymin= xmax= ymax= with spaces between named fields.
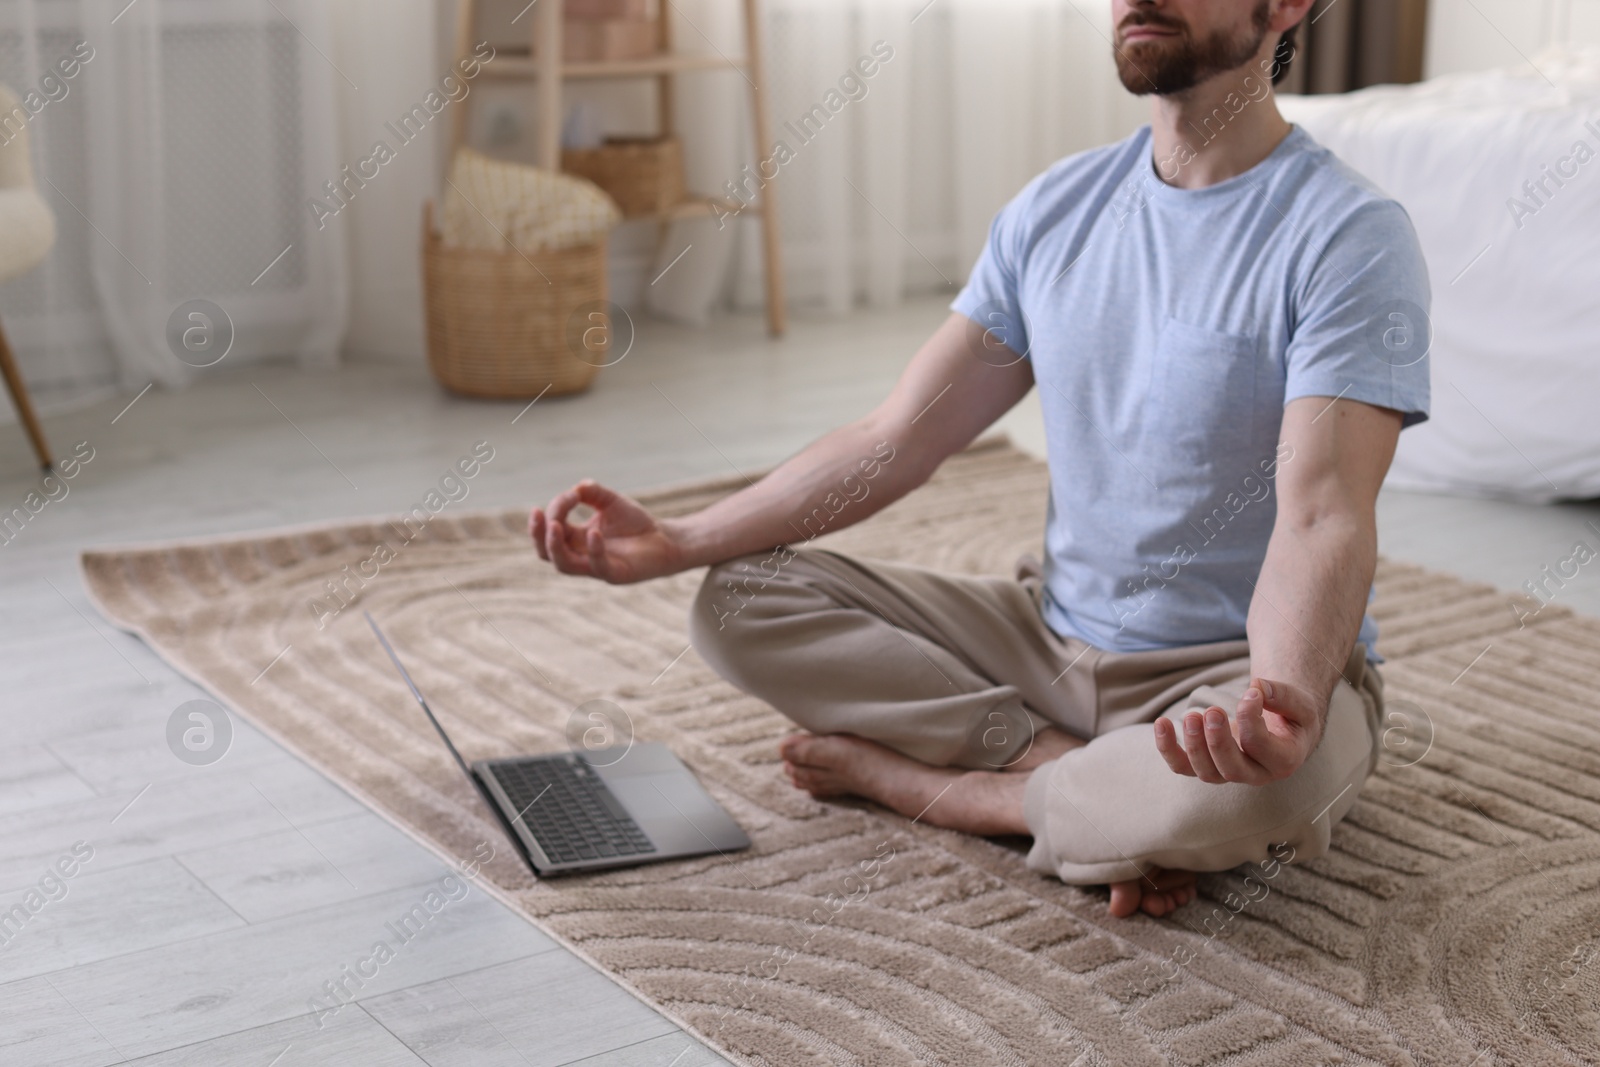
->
xmin=561 ymin=136 xmax=684 ymax=218
xmin=421 ymin=201 xmax=607 ymax=399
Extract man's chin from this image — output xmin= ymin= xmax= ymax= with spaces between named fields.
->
xmin=1115 ymin=39 xmax=1194 ymax=96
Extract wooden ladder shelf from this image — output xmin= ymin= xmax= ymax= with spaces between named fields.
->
xmin=448 ymin=0 xmax=787 ymax=336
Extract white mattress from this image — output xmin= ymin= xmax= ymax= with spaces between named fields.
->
xmin=1279 ymin=48 xmax=1600 ymax=502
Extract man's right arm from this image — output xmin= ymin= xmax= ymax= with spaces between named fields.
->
xmin=531 ymin=312 xmax=1034 ymax=583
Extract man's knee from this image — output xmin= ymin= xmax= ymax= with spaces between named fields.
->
xmin=689 ymin=552 xmax=759 ymax=665
xmin=688 ymin=546 xmax=807 ymax=679
xmin=1024 ymin=680 xmax=1378 ymax=885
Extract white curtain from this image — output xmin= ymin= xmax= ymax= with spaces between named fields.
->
xmin=0 ymin=0 xmax=347 ymax=421
xmin=708 ymin=0 xmax=1148 ymax=314
xmin=332 ymin=0 xmax=1149 ymax=359
xmin=14 ymin=0 xmax=1600 ymax=404
xmin=1425 ymin=0 xmax=1600 ymax=78
xmin=324 ymin=0 xmax=444 ymax=362
xmin=338 ymin=0 xmax=1599 ymax=346
xmin=3 ymin=0 xmax=1149 ymax=392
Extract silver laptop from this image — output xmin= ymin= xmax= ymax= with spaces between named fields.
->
xmin=366 ymin=613 xmax=749 ymax=876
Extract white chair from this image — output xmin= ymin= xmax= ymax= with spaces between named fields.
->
xmin=0 ymin=82 xmax=59 ymax=469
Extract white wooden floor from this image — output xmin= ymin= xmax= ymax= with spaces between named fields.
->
xmin=1 ymin=296 xmax=1597 ymax=1066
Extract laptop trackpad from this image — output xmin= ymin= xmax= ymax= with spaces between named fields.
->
xmin=606 ymin=774 xmax=743 ymax=854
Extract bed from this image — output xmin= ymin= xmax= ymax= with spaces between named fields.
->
xmin=1279 ymin=47 xmax=1600 ymax=502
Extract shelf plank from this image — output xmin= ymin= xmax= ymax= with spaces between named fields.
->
xmin=613 ymin=197 xmax=765 ymax=222
xmin=482 ymin=53 xmax=744 ymax=80
xmin=665 ymin=196 xmax=758 ymax=221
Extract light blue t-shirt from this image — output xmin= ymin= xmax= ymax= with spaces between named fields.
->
xmin=952 ymin=125 xmax=1430 ymax=657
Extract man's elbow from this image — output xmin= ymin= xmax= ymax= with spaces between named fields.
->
xmin=1275 ymin=493 xmax=1376 ymax=547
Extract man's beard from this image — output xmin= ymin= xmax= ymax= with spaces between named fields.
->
xmin=1113 ymin=1 xmax=1271 ymax=96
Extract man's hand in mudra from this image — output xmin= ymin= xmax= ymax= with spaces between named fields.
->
xmin=1152 ymin=678 xmax=1325 ymax=786
xmin=530 ymin=480 xmax=687 ymax=585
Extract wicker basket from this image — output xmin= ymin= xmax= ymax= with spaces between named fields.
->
xmin=561 ymin=136 xmax=684 ymax=218
xmin=421 ymin=201 xmax=607 ymax=399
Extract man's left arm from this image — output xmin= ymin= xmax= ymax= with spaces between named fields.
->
xmin=1154 ymin=394 xmax=1402 ymax=784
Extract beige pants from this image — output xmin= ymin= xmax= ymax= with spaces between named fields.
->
xmin=690 ymin=548 xmax=1383 ymax=885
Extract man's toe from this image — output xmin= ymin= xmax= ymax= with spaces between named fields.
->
xmin=779 ymin=733 xmax=813 ymax=762
xmin=1108 ymin=879 xmax=1141 ymax=918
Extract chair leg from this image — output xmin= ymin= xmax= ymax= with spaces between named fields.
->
xmin=0 ymin=315 xmax=52 ymax=469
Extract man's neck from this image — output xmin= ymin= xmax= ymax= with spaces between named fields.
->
xmin=1147 ymin=58 xmax=1293 ymax=190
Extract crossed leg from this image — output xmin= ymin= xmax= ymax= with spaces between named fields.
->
xmin=694 ymin=548 xmax=1379 ymax=921
xmin=685 ymin=549 xmax=1293 ymax=918
xmin=776 ymin=728 xmax=1197 ymax=917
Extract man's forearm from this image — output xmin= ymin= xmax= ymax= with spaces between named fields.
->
xmin=1156 ymin=399 xmax=1401 ymax=784
xmin=664 ymin=417 xmax=935 ymax=570
xmin=536 ymin=314 xmax=1032 ymax=584
xmin=1246 ymin=511 xmax=1376 ymax=719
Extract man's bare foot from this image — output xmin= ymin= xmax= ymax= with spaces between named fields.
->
xmin=779 ymin=732 xmax=1029 ymax=837
xmin=1108 ymin=867 xmax=1198 ymax=918
xmin=779 ymin=732 xmax=1197 ymax=919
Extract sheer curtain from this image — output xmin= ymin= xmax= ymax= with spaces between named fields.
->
xmin=1425 ymin=0 xmax=1600 ymax=76
xmin=0 ymin=0 xmax=347 ymax=421
xmin=19 ymin=0 xmax=1598 ymax=405
xmin=3 ymin=0 xmax=1150 ymax=392
xmin=322 ymin=0 xmax=1148 ymax=358
xmin=710 ymin=0 xmax=1146 ymax=314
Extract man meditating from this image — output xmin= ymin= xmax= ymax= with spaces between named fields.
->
xmin=530 ymin=0 xmax=1430 ymax=919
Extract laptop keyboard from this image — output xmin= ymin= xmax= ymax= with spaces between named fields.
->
xmin=491 ymin=755 xmax=656 ymax=866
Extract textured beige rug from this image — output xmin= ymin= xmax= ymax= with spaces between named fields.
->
xmin=83 ymin=440 xmax=1600 ymax=1066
